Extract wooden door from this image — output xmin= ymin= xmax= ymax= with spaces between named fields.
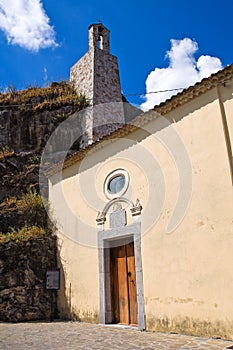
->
xmin=110 ymin=241 xmax=138 ymax=325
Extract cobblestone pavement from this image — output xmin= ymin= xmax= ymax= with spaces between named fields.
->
xmin=1 ymin=322 xmax=233 ymax=350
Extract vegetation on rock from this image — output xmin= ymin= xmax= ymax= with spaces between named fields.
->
xmin=0 ymin=80 xmax=87 ymax=239
xmin=0 ymin=225 xmax=46 ymax=244
xmin=0 ymin=80 xmax=88 ymax=114
xmin=0 ymin=81 xmax=79 ymax=323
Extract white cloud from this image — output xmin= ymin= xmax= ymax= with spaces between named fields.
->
xmin=141 ymin=38 xmax=222 ymax=111
xmin=0 ymin=0 xmax=58 ymax=52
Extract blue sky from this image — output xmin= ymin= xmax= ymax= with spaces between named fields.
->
xmin=0 ymin=0 xmax=232 ymax=108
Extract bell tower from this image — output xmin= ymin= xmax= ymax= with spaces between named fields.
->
xmin=70 ymin=23 xmax=125 ymax=147
xmin=70 ymin=23 xmax=123 ymax=106
xmin=88 ymin=23 xmax=110 ymax=53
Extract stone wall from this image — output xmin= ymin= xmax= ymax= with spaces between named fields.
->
xmin=93 ymin=49 xmax=122 ymax=105
xmin=0 ymin=235 xmax=57 ymax=322
xmin=0 ymin=106 xmax=80 ymax=153
xmin=70 ymin=52 xmax=94 ymax=104
xmin=70 ymin=24 xmax=122 ymax=105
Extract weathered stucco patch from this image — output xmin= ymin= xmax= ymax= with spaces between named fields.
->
xmin=146 ymin=297 xmax=204 ymax=306
xmin=146 ymin=314 xmax=233 ymax=341
xmin=70 ymin=308 xmax=99 ymax=323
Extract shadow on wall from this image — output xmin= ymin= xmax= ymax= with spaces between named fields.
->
xmin=56 ymin=246 xmax=99 ymax=323
xmin=51 ymin=90 xmax=217 ymax=187
xmin=56 ymin=251 xmax=75 ymax=320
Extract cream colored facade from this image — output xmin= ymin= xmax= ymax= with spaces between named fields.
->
xmin=48 ymin=65 xmax=233 ymax=339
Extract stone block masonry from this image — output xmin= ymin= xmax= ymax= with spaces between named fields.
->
xmin=0 ymin=235 xmax=57 ymax=322
xmin=70 ymin=23 xmax=125 ymax=147
xmin=70 ymin=24 xmax=123 ymax=105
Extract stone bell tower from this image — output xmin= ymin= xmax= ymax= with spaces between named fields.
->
xmin=70 ymin=23 xmax=123 ymax=105
xmin=70 ymin=23 xmax=125 ymax=147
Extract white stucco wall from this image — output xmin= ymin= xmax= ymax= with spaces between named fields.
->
xmin=49 ymin=84 xmax=233 ymax=339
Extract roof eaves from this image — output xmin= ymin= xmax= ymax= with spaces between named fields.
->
xmin=46 ymin=63 xmax=233 ymax=177
xmin=154 ymin=63 xmax=233 ymax=115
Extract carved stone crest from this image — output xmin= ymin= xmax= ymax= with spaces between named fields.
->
xmin=109 ymin=209 xmax=127 ymax=228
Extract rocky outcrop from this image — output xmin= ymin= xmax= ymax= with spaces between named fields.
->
xmin=0 ymin=82 xmax=88 ymax=153
xmin=0 ymin=106 xmax=80 ymax=152
xmin=0 ymin=84 xmax=86 ymax=322
xmin=0 ymin=235 xmax=57 ymax=322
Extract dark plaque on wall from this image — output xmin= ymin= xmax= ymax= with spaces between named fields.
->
xmin=46 ymin=269 xmax=60 ymax=290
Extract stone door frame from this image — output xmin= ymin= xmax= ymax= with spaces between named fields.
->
xmin=98 ymin=222 xmax=146 ymax=330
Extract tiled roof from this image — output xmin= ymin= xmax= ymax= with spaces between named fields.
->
xmin=46 ymin=63 xmax=233 ymax=177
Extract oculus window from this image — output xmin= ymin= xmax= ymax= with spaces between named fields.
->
xmin=104 ymin=169 xmax=129 ymax=199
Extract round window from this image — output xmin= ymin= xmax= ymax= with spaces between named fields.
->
xmin=104 ymin=169 xmax=129 ymax=199
xmin=108 ymin=175 xmax=125 ymax=194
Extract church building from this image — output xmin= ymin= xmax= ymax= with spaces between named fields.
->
xmin=46 ymin=24 xmax=233 ymax=339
